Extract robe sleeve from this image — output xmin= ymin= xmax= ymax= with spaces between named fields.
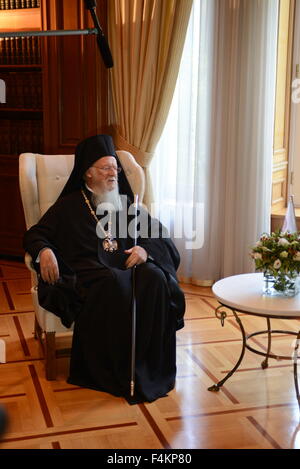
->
xmin=137 ymin=207 xmax=180 ymax=278
xmin=136 ymin=207 xmax=185 ymax=330
xmin=23 ymin=199 xmax=83 ymax=329
xmin=23 ymin=201 xmax=62 ymax=262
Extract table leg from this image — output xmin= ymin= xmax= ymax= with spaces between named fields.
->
xmin=261 ymin=317 xmax=272 ymax=369
xmin=293 ymin=330 xmax=300 ymax=410
xmin=208 ymin=308 xmax=246 ymax=392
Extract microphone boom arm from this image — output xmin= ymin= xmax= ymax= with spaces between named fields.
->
xmin=0 ymin=29 xmax=98 ymax=38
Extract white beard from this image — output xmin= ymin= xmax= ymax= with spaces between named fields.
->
xmin=90 ymin=185 xmax=122 ymax=212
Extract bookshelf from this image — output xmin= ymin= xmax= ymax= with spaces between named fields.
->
xmin=0 ymin=1 xmax=43 ymax=256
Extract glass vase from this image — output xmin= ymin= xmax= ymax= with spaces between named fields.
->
xmin=263 ymin=271 xmax=300 ymax=297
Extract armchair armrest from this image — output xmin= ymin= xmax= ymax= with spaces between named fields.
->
xmin=25 ymin=252 xmax=39 ymax=288
xmin=25 ymin=252 xmax=35 ymax=273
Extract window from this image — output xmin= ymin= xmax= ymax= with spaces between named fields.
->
xmin=289 ymin=0 xmax=300 ymax=207
xmin=271 ymin=0 xmax=296 ymax=212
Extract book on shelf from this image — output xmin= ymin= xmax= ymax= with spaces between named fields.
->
xmin=0 ymin=71 xmax=42 ymax=109
xmin=0 ymin=0 xmax=40 ymax=8
xmin=0 ymin=36 xmax=41 ymax=65
xmin=0 ymin=118 xmax=43 ymax=154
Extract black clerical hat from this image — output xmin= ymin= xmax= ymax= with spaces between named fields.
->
xmin=59 ymin=134 xmax=133 ymax=200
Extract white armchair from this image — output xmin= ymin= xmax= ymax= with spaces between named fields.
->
xmin=19 ymin=151 xmax=145 ymax=380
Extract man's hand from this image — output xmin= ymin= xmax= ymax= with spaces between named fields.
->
xmin=124 ymin=246 xmax=148 ymax=269
xmin=40 ymin=248 xmax=59 ymax=284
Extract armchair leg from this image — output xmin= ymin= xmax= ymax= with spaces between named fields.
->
xmin=34 ymin=317 xmax=42 ymax=341
xmin=45 ymin=331 xmax=57 ymax=380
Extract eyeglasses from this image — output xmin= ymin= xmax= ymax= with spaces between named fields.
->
xmin=92 ymin=165 xmax=122 ymax=174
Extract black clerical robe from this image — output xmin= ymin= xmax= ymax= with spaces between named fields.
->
xmin=23 ymin=189 xmax=185 ymax=403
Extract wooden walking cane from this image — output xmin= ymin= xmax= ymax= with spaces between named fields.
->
xmin=130 ymin=194 xmax=139 ymax=397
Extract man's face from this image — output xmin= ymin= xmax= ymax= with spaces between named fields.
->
xmin=86 ymin=156 xmax=119 ymax=193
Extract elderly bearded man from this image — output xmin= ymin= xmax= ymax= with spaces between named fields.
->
xmin=24 ymin=135 xmax=185 ymax=404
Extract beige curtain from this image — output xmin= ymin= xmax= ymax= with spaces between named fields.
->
xmin=108 ymin=0 xmax=193 ymax=207
xmin=152 ymin=0 xmax=279 ymax=284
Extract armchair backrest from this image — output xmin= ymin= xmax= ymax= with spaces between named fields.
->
xmin=19 ymin=151 xmax=145 ymax=229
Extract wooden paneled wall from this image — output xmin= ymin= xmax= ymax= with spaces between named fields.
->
xmin=0 ymin=156 xmax=25 ymax=256
xmin=41 ymin=0 xmax=109 ymax=154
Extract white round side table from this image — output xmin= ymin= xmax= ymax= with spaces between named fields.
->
xmin=209 ymin=273 xmax=300 ymax=407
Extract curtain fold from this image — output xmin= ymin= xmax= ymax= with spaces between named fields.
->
xmin=221 ymin=0 xmax=279 ymax=278
xmin=151 ymin=0 xmax=279 ymax=284
xmin=108 ymin=0 xmax=193 ymax=207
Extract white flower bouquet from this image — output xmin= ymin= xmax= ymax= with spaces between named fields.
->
xmin=251 ymin=231 xmax=300 ymax=294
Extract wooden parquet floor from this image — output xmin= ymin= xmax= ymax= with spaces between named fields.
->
xmin=0 ymin=259 xmax=300 ymax=449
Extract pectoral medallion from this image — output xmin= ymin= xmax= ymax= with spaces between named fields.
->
xmin=81 ymin=190 xmax=119 ymax=254
xmin=103 ymin=237 xmax=118 ymax=253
